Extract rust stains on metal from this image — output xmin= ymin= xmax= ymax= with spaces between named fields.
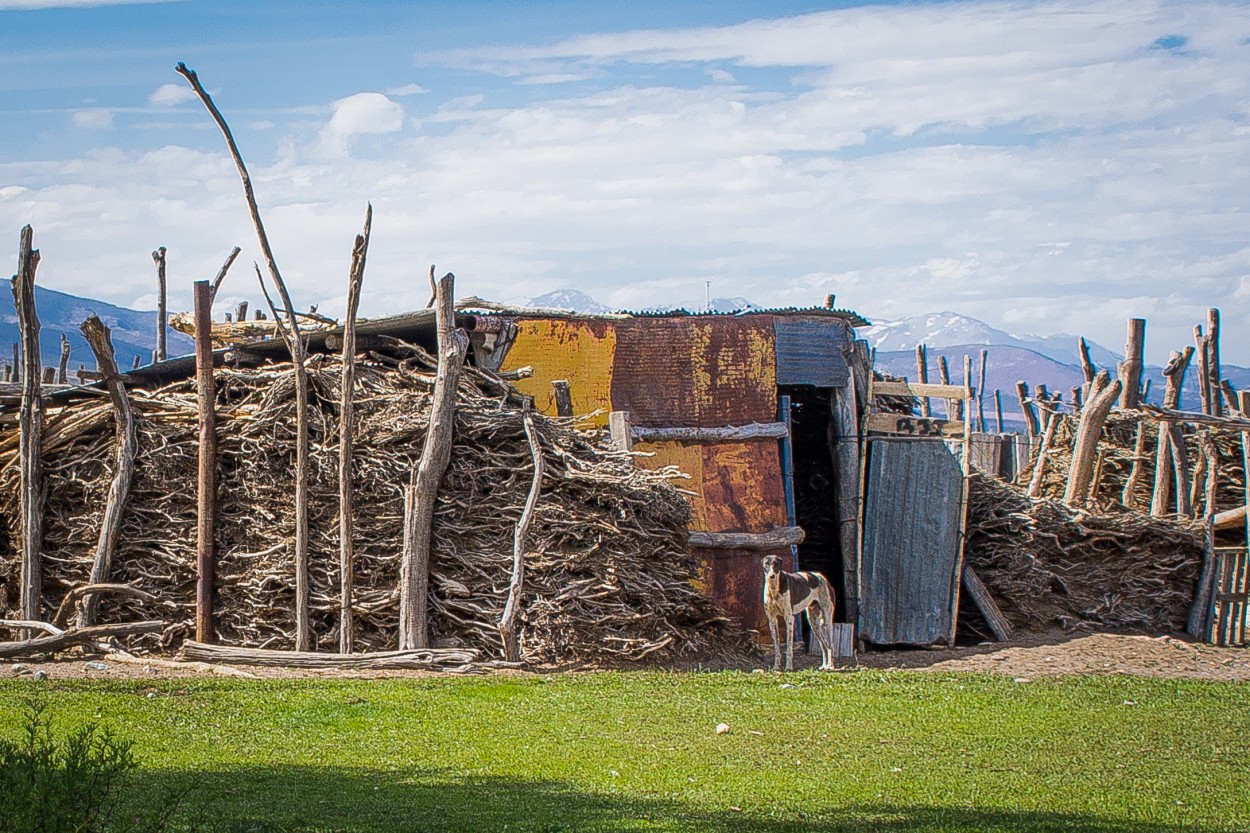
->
xmin=691 ymin=546 xmax=785 ymax=639
xmin=501 ymin=318 xmax=616 ymax=427
xmin=700 ymin=442 xmax=788 ymax=534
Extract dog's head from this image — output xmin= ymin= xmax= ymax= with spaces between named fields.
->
xmin=761 ymin=554 xmax=783 ymax=580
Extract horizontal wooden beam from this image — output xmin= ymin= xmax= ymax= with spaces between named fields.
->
xmin=633 ymin=422 xmax=788 ymax=444
xmin=178 ymin=641 xmax=479 ymax=671
xmin=866 ymin=411 xmax=965 ymax=439
xmin=688 ymin=526 xmax=805 ymax=550
xmin=874 ymin=380 xmax=974 ymax=400
xmin=1143 ymin=404 xmax=1250 ymax=430
xmin=1214 ymin=505 xmax=1248 ymax=530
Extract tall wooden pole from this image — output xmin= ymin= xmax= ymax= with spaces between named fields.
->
xmin=1078 ymin=337 xmax=1096 ymax=402
xmin=193 ymin=280 xmax=216 ymax=643
xmin=12 ymin=226 xmax=43 ymax=633
xmin=975 ymin=349 xmax=988 ymax=432
xmin=499 ymin=405 xmax=543 ymax=662
xmin=57 ymin=333 xmax=70 ymax=384
xmin=153 ymin=246 xmax=167 ymax=363
xmin=337 ymin=205 xmax=371 ymax=654
xmin=1015 ymin=381 xmax=1039 ymax=438
xmin=77 ymin=315 xmax=137 ymax=627
xmin=1207 ymin=309 xmax=1222 ymax=418
xmin=399 ymin=270 xmax=469 ymax=650
xmin=1064 ymin=371 xmax=1122 ymax=506
xmin=914 ymin=344 xmax=931 ymax=418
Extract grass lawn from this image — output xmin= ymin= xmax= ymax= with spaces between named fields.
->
xmin=1 ymin=669 xmax=1247 ymax=832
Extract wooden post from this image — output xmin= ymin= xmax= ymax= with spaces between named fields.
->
xmin=11 ymin=342 xmax=18 ymax=384
xmin=1189 ymin=517 xmax=1217 ymax=637
xmin=962 ymin=354 xmax=972 ymax=426
xmin=57 ymin=333 xmax=70 ymax=384
xmin=1118 ymin=318 xmax=1145 ymax=409
xmin=1015 ymin=381 xmax=1039 ymax=438
xmin=937 ymin=355 xmax=953 ymax=420
xmin=609 ymin=411 xmax=633 ymax=451
xmin=1152 ymin=348 xmax=1194 ymax=517
xmin=993 ymin=389 xmax=1004 ymax=434
xmin=1027 ymin=405 xmax=1061 ymax=499
xmin=12 ymin=227 xmax=43 ymax=634
xmin=551 ymin=380 xmax=573 ymax=418
xmin=77 ymin=315 xmax=138 ymax=627
xmin=193 ymin=280 xmax=216 ymax=643
xmin=831 ymin=377 xmax=861 ymax=630
xmin=399 ymin=270 xmax=468 ymax=651
xmin=1063 ymin=371 xmax=1122 ymax=506
xmin=1195 ymin=325 xmax=1212 ymax=416
xmin=1170 ymin=423 xmax=1194 ymax=518
xmin=499 ymin=405 xmax=543 ymax=662
xmin=1078 ymin=336 xmax=1096 ymax=402
xmin=337 ymin=205 xmax=370 ymax=654
xmin=1208 ymin=309 xmax=1222 ymax=417
xmin=235 ymin=301 xmax=249 ymax=323
xmin=948 ymin=354 xmax=974 ymax=647
xmin=131 ymin=355 xmax=140 ymax=370
xmin=915 ymin=345 xmax=931 ymax=417
xmin=961 ymin=565 xmax=1012 ymax=641
xmin=152 ymin=246 xmax=167 ymax=363
xmin=975 ymin=349 xmax=988 ymax=432
xmin=1121 ymin=421 xmax=1147 ymax=510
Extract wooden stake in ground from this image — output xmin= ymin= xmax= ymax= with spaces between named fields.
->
xmin=153 ymin=246 xmax=167 ymax=363
xmin=915 ymin=344 xmax=931 ymax=418
xmin=1027 ymin=403 xmax=1061 ymax=499
xmin=338 ymin=205 xmax=371 ymax=654
xmin=57 ymin=333 xmax=70 ymax=384
xmin=1078 ymin=337 xmax=1097 ymax=402
xmin=993 ymin=389 xmax=1004 ymax=434
xmin=1195 ymin=325 xmax=1212 ymax=416
xmin=193 ymin=280 xmax=216 ymax=643
xmin=1121 ymin=421 xmax=1147 ymax=510
xmin=499 ymin=404 xmax=544 ymax=662
xmin=400 ymin=269 xmax=469 ymax=650
xmin=1118 ymin=318 xmax=1145 ymax=409
xmin=77 ymin=315 xmax=138 ymax=627
xmin=1015 ymin=381 xmax=1039 ymax=438
xmin=11 ymin=226 xmax=43 ymax=633
xmin=1151 ymin=348 xmax=1194 ymax=517
xmin=1063 ymin=370 xmax=1122 ymax=506
xmin=975 ymin=349 xmax=988 ymax=432
xmin=937 ymin=355 xmax=954 ymax=420
xmin=1207 ymin=309 xmax=1222 ymax=418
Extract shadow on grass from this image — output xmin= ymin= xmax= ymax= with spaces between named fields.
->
xmin=131 ymin=765 xmax=1221 ymax=833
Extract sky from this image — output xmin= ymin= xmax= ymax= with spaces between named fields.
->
xmin=2 ymin=0 xmax=1249 ymax=363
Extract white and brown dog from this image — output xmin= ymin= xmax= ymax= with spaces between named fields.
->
xmin=762 ymin=554 xmax=836 ymax=671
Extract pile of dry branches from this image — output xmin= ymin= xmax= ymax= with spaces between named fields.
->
xmin=0 ymin=348 xmax=743 ymax=665
xmin=965 ymin=472 xmax=1203 ymax=632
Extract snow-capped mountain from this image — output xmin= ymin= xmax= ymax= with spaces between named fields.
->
xmin=862 ymin=311 xmax=1121 ymax=368
xmin=528 ymin=289 xmax=613 ymax=314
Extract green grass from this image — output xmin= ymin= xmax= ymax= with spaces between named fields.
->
xmin=1 ymin=670 xmax=1247 ymax=832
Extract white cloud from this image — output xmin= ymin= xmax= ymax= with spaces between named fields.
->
xmin=317 ymin=92 xmax=404 ymax=157
xmin=71 ymin=108 xmax=113 ymax=129
xmin=385 ymin=83 xmax=427 ymax=96
xmin=147 ymin=83 xmax=194 ymax=107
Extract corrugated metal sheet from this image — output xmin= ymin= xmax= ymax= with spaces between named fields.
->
xmin=860 ymin=438 xmax=965 ymax=646
xmin=774 ymin=318 xmax=852 ymax=387
xmin=500 ymin=318 xmax=616 ymax=428
xmin=610 ymin=317 xmax=776 ymax=427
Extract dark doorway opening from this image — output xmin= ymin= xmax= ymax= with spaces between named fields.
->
xmin=781 ymin=385 xmax=848 ymax=623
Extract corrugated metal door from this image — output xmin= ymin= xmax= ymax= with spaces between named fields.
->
xmin=860 ymin=438 xmax=965 ymax=646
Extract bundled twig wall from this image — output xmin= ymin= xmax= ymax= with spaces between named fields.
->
xmin=0 ymin=351 xmax=740 ymax=665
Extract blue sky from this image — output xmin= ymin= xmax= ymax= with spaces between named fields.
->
xmin=2 ymin=0 xmax=1249 ymax=362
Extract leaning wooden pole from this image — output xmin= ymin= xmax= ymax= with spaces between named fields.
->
xmin=12 ymin=226 xmax=43 ymax=633
xmin=337 ymin=204 xmax=371 ymax=654
xmin=399 ymin=270 xmax=469 ymax=650
xmin=208 ymin=246 xmax=241 ymax=305
xmin=499 ymin=405 xmax=544 ymax=662
xmin=1015 ymin=381 xmax=1040 ymax=438
xmin=193 ymin=280 xmax=216 ymax=643
xmin=77 ymin=315 xmax=138 ymax=627
xmin=1063 ymin=371 xmax=1122 ymax=506
xmin=255 ymin=265 xmax=312 ymax=651
xmin=153 ymin=246 xmax=167 ymax=363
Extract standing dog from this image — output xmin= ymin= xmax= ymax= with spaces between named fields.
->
xmin=761 ymin=554 xmax=836 ymax=671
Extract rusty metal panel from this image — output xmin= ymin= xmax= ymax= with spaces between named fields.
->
xmin=700 ymin=442 xmax=788 ymax=534
xmin=634 ymin=440 xmax=707 ymax=531
xmin=860 ymin=438 xmax=964 ymax=646
xmin=692 ymin=546 xmax=784 ymax=641
xmin=774 ymin=317 xmax=851 ymax=387
xmin=610 ymin=317 xmax=776 ymax=428
xmin=500 ymin=318 xmax=616 ymax=428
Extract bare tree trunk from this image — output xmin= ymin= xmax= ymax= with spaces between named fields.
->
xmin=1195 ymin=326 xmax=1212 ymax=416
xmin=153 ymin=246 xmax=167 ymax=363
xmin=1170 ymin=423 xmax=1193 ymax=518
xmin=1027 ymin=406 xmax=1060 ymax=499
xmin=915 ymin=345 xmax=930 ymax=417
xmin=1064 ymin=371 xmax=1122 ymax=506
xmin=993 ymin=389 xmax=1004 ymax=434
xmin=12 ymin=226 xmax=43 ymax=635
xmin=1078 ymin=336 xmax=1097 ymax=402
xmin=1015 ymin=381 xmax=1039 ymax=438
xmin=399 ymin=270 xmax=469 ymax=650
xmin=338 ymin=205 xmax=371 ymax=654
xmin=57 ymin=333 xmax=70 ymax=384
xmin=193 ymin=281 xmax=217 ymax=643
xmin=1207 ymin=309 xmax=1222 ymax=417
xmin=975 ymin=349 xmax=988 ymax=432
xmin=77 ymin=315 xmax=137 ymax=627
xmin=937 ymin=355 xmax=954 ymax=420
xmin=499 ymin=405 xmax=544 ymax=662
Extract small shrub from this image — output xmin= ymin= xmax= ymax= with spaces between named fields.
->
xmin=0 ymin=694 xmax=183 ymax=833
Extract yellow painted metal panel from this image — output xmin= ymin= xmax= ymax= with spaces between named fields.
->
xmin=500 ymin=319 xmax=616 ymax=428
xmin=635 ymin=440 xmax=706 ymax=531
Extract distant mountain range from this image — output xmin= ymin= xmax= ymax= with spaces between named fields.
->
xmin=1 ymin=279 xmax=193 ymax=374
xmin=529 ymin=288 xmax=760 ymax=315
xmin=528 ymin=291 xmax=1238 ymax=415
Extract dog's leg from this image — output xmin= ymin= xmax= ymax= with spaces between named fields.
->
xmin=784 ymin=610 xmax=796 ymax=672
xmin=806 ymin=607 xmax=830 ymax=670
xmin=768 ymin=615 xmax=782 ymax=672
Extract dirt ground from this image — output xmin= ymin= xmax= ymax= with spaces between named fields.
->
xmin=4 ymin=629 xmax=1249 ymax=682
